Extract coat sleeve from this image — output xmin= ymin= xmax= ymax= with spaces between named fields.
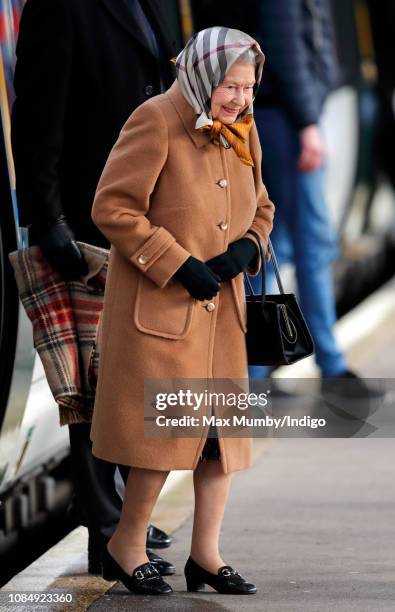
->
xmin=242 ymin=122 xmax=275 ymax=276
xmin=11 ymin=0 xmax=73 ymax=228
xmin=91 ymin=101 xmax=191 ymax=289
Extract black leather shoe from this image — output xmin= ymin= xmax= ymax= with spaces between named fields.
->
xmin=88 ymin=542 xmax=174 ymax=576
xmin=184 ymin=556 xmax=257 ymax=594
xmin=147 ymin=549 xmax=176 ymax=575
xmin=321 ymin=370 xmax=386 ymax=399
xmin=102 ymin=547 xmax=173 ymax=595
xmin=147 ymin=524 xmax=173 ymax=549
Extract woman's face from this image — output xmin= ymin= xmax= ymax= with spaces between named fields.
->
xmin=211 ymin=62 xmax=256 ymax=124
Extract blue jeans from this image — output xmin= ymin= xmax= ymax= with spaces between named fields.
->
xmin=248 ymin=107 xmax=347 ymax=378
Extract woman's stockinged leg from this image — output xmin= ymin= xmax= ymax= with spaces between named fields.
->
xmin=191 ymin=459 xmax=233 ymax=573
xmin=107 ymin=467 xmax=169 ymax=574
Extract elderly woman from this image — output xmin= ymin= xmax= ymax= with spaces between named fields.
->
xmin=90 ymin=27 xmax=274 ymax=596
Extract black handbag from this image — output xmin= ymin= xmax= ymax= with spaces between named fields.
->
xmin=244 ymin=230 xmax=314 ymax=366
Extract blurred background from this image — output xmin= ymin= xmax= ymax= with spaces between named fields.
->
xmin=1 ymin=0 xmax=394 ymax=586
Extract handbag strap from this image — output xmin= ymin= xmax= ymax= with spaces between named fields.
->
xmin=244 ymin=230 xmax=285 ymax=300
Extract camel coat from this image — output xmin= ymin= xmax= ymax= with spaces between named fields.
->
xmin=90 ymin=80 xmax=275 ymax=473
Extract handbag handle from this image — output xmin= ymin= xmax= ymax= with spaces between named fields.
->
xmin=244 ymin=230 xmax=285 ymax=303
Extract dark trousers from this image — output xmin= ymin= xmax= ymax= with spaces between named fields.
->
xmin=68 ymin=422 xmax=130 ymax=541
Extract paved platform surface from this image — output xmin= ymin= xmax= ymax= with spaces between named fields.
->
xmin=89 ymin=438 xmax=395 ymax=612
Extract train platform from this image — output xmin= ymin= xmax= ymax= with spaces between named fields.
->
xmin=1 ymin=278 xmax=395 ymax=612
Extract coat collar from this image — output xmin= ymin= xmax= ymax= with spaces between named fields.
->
xmin=99 ymin=0 xmax=170 ymax=60
xmin=166 ymin=81 xmax=211 ymax=149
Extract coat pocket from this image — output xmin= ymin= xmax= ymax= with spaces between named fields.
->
xmin=134 ymin=273 xmax=196 ymax=339
xmin=231 ymin=274 xmax=248 ymax=333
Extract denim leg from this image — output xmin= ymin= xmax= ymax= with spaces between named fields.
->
xmin=248 ymin=106 xmax=347 ymax=377
xmin=292 ymin=169 xmax=347 ymax=375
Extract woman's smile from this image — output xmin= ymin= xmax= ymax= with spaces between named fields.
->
xmin=222 ymin=106 xmax=240 ymax=115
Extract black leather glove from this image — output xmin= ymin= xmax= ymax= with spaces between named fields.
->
xmin=175 ymin=256 xmax=221 ymax=301
xmin=206 ymin=238 xmax=258 ymax=282
xmin=37 ymin=215 xmax=89 ymax=280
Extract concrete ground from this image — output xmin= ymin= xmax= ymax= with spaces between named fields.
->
xmin=88 ymin=437 xmax=395 ymax=612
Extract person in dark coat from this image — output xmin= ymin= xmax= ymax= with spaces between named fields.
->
xmin=251 ymin=0 xmax=385 ymax=400
xmin=250 ymin=0 xmax=348 ymax=385
xmin=192 ymin=0 xmax=385 ymax=401
xmin=11 ymin=0 xmax=181 ymax=574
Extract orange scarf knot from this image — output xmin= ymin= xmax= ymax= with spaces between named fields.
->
xmin=199 ymin=114 xmax=255 ymax=167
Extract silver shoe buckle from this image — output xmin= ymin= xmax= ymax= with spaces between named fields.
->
xmin=222 ymin=569 xmax=232 ymax=576
xmin=135 ymin=570 xmax=145 ymax=580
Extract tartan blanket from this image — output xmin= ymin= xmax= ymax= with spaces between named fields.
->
xmin=8 ymin=242 xmax=108 ymax=426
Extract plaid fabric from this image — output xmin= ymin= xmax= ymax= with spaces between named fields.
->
xmin=175 ymin=26 xmax=265 ymax=130
xmin=8 ymin=242 xmax=108 ymax=426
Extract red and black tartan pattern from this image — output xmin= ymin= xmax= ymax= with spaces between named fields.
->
xmin=9 ymin=242 xmax=108 ymax=425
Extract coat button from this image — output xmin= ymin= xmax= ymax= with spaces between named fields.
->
xmin=144 ymin=85 xmax=154 ymax=96
xmin=205 ymin=302 xmax=216 ymax=312
xmin=138 ymin=254 xmax=148 ymax=265
xmin=219 ymin=221 xmax=228 ymax=231
xmin=217 ymin=179 xmax=227 ymax=188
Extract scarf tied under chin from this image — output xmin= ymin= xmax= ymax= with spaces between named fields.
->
xmin=199 ymin=114 xmax=255 ymax=167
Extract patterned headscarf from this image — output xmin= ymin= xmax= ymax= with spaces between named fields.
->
xmin=175 ymin=27 xmax=265 ymax=130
